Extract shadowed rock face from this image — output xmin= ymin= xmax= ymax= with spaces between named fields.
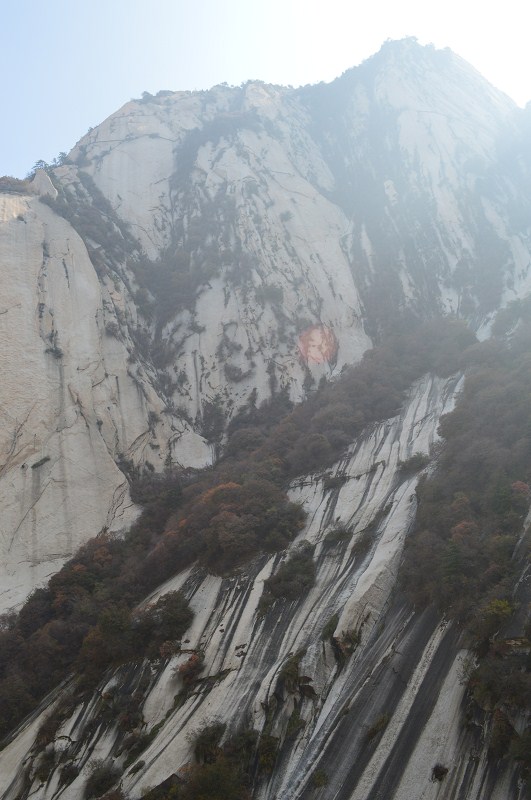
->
xmin=0 ymin=376 xmax=526 ymax=800
xmin=0 ymin=38 xmax=530 ymax=800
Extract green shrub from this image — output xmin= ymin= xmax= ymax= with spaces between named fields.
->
xmin=179 ymin=756 xmax=249 ymax=800
xmin=509 ymin=731 xmax=531 ymax=774
xmin=144 ymin=726 xmax=258 ymax=799
xmin=398 ymin=453 xmax=430 ymax=475
xmin=193 ymin=722 xmax=226 ymax=763
xmin=311 ymin=768 xmax=329 ymax=787
xmin=60 ymin=762 xmax=80 ymax=785
xmin=257 ymin=734 xmax=279 ymax=774
xmin=259 ymin=545 xmax=315 ymax=612
xmin=322 ymin=613 xmax=339 ymax=641
xmin=338 ymin=628 xmax=361 ymax=656
xmin=365 ymin=713 xmax=390 ymax=742
xmin=286 ymin=710 xmax=305 ymax=739
xmin=135 ymin=591 xmax=193 ymax=658
xmin=35 ymin=748 xmax=56 ymax=782
xmin=84 ymin=760 xmax=121 ymax=799
xmin=431 ymin=763 xmax=448 ymax=782
xmin=255 ymin=284 xmax=284 ymax=306
xmin=278 ymin=651 xmax=305 ymax=692
xmin=324 ymin=526 xmax=351 ymax=545
xmin=350 ymin=529 xmax=373 ymax=557
xmin=488 ymin=710 xmax=514 ymax=759
xmin=224 ymin=364 xmax=247 ymax=382
xmin=322 ymin=474 xmax=348 ymax=491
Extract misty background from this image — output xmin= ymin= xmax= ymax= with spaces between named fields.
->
xmin=2 ymin=0 xmax=530 ymax=178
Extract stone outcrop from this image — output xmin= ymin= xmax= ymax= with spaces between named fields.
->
xmin=0 ymin=185 xmax=209 ymax=611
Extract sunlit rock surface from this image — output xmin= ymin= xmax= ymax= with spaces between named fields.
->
xmin=0 ymin=189 xmax=210 ymax=612
xmin=1 ymin=37 xmax=531 ymax=799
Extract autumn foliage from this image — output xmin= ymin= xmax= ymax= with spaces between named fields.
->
xmin=0 ymin=318 xmax=477 ymax=743
xmin=401 ymin=318 xmax=531 ymax=769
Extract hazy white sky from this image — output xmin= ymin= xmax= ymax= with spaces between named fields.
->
xmin=2 ymin=0 xmax=530 ymax=177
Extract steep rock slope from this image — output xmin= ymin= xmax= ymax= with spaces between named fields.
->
xmin=301 ymin=40 xmax=531 ymax=327
xmin=0 ymin=38 xmax=530 ymax=800
xmin=0 ymin=374 xmax=464 ymax=799
xmin=1 ymin=373 xmax=524 ymax=799
xmin=2 ymin=39 xmax=531 ymax=608
xmin=63 ymin=81 xmax=372 ymax=410
xmin=0 ymin=178 xmax=212 ymax=612
xmin=73 ymin=37 xmax=531 ymax=334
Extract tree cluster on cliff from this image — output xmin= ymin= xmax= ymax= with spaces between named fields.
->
xmin=0 ymin=318 xmax=476 ymax=744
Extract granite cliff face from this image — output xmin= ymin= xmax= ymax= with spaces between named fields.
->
xmin=0 ymin=38 xmax=529 ymax=800
xmin=0 ymin=180 xmax=211 ymax=611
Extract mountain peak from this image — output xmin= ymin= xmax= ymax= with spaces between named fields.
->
xmin=1 ymin=34 xmax=531 ymax=800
